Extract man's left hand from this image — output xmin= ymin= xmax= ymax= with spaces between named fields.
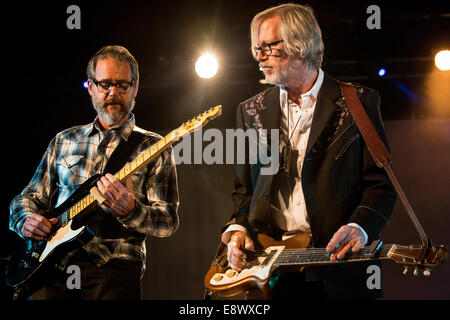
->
xmin=326 ymin=225 xmax=366 ymax=261
xmin=97 ymin=173 xmax=136 ymax=217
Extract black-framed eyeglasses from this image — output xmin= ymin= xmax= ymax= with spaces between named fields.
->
xmin=92 ymin=79 xmax=135 ymax=93
xmin=254 ymin=40 xmax=284 ymax=56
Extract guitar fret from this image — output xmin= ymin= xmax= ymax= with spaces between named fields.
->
xmin=166 ymin=131 xmax=175 ymax=142
xmin=143 ymin=148 xmax=151 ymax=160
xmin=130 ymin=160 xmax=137 ymax=172
xmin=157 ymin=139 xmax=166 ymax=150
xmin=117 ymin=168 xmax=124 ymax=180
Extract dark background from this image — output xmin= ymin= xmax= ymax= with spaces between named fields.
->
xmin=1 ymin=0 xmax=449 ymax=300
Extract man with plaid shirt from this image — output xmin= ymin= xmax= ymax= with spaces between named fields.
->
xmin=9 ymin=45 xmax=179 ymax=299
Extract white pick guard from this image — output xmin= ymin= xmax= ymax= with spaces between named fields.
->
xmin=209 ymin=245 xmax=284 ymax=287
xmin=39 ymin=220 xmax=85 ymax=262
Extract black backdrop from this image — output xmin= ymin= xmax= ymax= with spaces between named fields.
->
xmin=1 ymin=0 xmax=449 ymax=300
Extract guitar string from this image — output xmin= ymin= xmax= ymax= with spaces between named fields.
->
xmin=246 ymin=245 xmax=393 ymax=254
xmin=245 ymin=247 xmax=392 ymax=262
xmin=246 ymin=247 xmax=390 ymax=255
xmin=67 ymin=135 xmax=170 ymax=220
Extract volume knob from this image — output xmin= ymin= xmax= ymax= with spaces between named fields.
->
xmin=213 ymin=274 xmax=223 ymax=282
xmin=225 ymin=269 xmax=237 ymax=278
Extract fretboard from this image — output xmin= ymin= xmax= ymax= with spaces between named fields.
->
xmin=273 ymin=245 xmax=394 ymax=266
xmin=67 ymin=130 xmax=178 ymax=220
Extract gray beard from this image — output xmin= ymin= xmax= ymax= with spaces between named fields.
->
xmin=264 ymin=60 xmax=304 ymax=86
xmin=91 ymin=98 xmax=135 ymax=125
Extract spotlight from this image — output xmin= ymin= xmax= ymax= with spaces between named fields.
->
xmin=83 ymin=81 xmax=88 ymax=89
xmin=435 ymin=50 xmax=450 ymax=71
xmin=378 ymin=68 xmax=386 ymax=77
xmin=195 ymin=54 xmax=218 ymax=79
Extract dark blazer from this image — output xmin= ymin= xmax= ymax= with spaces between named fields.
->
xmin=226 ymin=73 xmax=397 ymax=298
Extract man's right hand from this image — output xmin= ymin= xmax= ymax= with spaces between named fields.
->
xmin=227 ymin=231 xmax=254 ymax=271
xmin=21 ymin=213 xmax=57 ymax=240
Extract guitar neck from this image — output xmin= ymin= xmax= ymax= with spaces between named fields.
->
xmin=60 ymin=104 xmax=222 ymax=223
xmin=273 ymin=245 xmax=395 ymax=267
xmin=114 ymin=130 xmax=177 ymax=183
xmin=67 ymin=130 xmax=177 ymax=220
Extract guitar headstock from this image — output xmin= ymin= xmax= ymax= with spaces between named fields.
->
xmin=176 ymin=105 xmax=222 ymax=137
xmin=387 ymin=244 xmax=448 ymax=276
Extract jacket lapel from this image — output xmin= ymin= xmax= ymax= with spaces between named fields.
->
xmin=258 ymin=86 xmax=280 ymax=132
xmin=305 ymin=73 xmax=342 ymax=155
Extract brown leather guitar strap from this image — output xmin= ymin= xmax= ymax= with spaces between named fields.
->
xmin=339 ymin=82 xmax=431 ymax=260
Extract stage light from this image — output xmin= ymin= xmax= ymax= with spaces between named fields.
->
xmin=83 ymin=81 xmax=88 ymax=89
xmin=435 ymin=50 xmax=450 ymax=71
xmin=378 ymin=68 xmax=386 ymax=77
xmin=195 ymin=54 xmax=218 ymax=79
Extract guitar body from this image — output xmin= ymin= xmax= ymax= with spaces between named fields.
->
xmin=204 ymin=231 xmax=448 ymax=299
xmin=6 ymin=221 xmax=95 ymax=289
xmin=5 ymin=176 xmax=101 ymax=290
xmin=204 ymin=233 xmax=311 ymax=299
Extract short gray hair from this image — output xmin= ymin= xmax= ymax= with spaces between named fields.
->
xmin=86 ymin=45 xmax=139 ymax=81
xmin=250 ymin=3 xmax=324 ymax=69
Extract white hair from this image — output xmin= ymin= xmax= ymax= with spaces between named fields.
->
xmin=250 ymin=3 xmax=324 ymax=69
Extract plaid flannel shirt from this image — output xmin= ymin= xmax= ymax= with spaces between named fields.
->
xmin=9 ymin=114 xmax=179 ymax=274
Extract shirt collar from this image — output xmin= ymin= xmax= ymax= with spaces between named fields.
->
xmin=280 ymin=68 xmax=324 ymax=107
xmin=305 ymin=68 xmax=324 ymax=103
xmin=86 ymin=113 xmax=136 ymax=140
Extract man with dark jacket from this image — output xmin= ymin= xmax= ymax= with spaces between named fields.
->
xmin=222 ymin=3 xmax=397 ymax=299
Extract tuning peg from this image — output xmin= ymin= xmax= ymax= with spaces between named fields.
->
xmin=413 ymin=267 xmax=419 ymax=276
xmin=402 ymin=266 xmax=409 ymax=275
xmin=423 ymin=269 xmax=431 ymax=277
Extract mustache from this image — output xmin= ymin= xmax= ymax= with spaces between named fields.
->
xmin=104 ymin=100 xmax=123 ymax=106
xmin=259 ymin=64 xmax=273 ymax=70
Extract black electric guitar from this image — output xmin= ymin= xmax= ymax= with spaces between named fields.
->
xmin=204 ymin=233 xmax=448 ymax=298
xmin=6 ymin=105 xmax=222 ymax=290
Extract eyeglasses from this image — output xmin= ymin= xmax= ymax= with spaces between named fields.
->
xmin=92 ymin=79 xmax=135 ymax=93
xmin=254 ymin=40 xmax=284 ymax=56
